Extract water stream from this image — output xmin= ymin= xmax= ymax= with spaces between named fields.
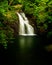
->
xmin=7 ymin=12 xmax=49 ymax=65
xmin=16 ymin=12 xmax=37 ymax=65
xmin=17 ymin=12 xmax=36 ymax=36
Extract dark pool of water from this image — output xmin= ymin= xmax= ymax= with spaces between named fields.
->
xmin=0 ymin=36 xmax=52 ymax=65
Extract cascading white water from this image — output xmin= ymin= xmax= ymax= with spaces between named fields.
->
xmin=17 ymin=12 xmax=25 ymax=35
xmin=16 ymin=12 xmax=37 ymax=65
xmin=20 ymin=13 xmax=34 ymax=34
xmin=17 ymin=12 xmax=36 ymax=36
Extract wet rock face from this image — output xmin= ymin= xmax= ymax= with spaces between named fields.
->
xmin=3 ymin=18 xmax=19 ymax=37
xmin=26 ymin=14 xmax=36 ymax=26
xmin=26 ymin=14 xmax=37 ymax=33
xmin=8 ymin=21 xmax=19 ymax=36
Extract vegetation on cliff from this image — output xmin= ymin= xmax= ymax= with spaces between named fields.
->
xmin=0 ymin=0 xmax=52 ymax=48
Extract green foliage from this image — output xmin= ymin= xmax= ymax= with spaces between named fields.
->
xmin=22 ymin=0 xmax=52 ymax=35
xmin=0 ymin=0 xmax=8 ymax=13
xmin=0 ymin=30 xmax=7 ymax=48
xmin=5 ymin=11 xmax=18 ymax=23
xmin=47 ymin=31 xmax=52 ymax=38
xmin=0 ymin=0 xmax=14 ymax=48
xmin=0 ymin=0 xmax=52 ymax=48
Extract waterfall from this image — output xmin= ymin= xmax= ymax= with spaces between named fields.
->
xmin=16 ymin=12 xmax=37 ymax=65
xmin=17 ymin=12 xmax=36 ymax=36
xmin=17 ymin=12 xmax=25 ymax=34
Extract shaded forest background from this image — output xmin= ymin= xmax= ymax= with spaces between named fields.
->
xmin=0 ymin=0 xmax=52 ymax=48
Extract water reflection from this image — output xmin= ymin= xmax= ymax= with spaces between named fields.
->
xmin=4 ymin=36 xmax=52 ymax=65
xmin=8 ymin=36 xmax=45 ymax=65
xmin=19 ymin=36 xmax=34 ymax=49
xmin=18 ymin=36 xmax=39 ymax=65
xmin=7 ymin=36 xmax=51 ymax=65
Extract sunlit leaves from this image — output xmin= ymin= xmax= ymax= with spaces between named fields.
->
xmin=4 ymin=11 xmax=18 ymax=23
xmin=41 ymin=0 xmax=49 ymax=2
xmin=48 ymin=0 xmax=52 ymax=8
xmin=0 ymin=7 xmax=6 ymax=14
xmin=0 ymin=1 xmax=8 ymax=9
xmin=35 ymin=0 xmax=41 ymax=3
xmin=0 ymin=0 xmax=8 ymax=16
